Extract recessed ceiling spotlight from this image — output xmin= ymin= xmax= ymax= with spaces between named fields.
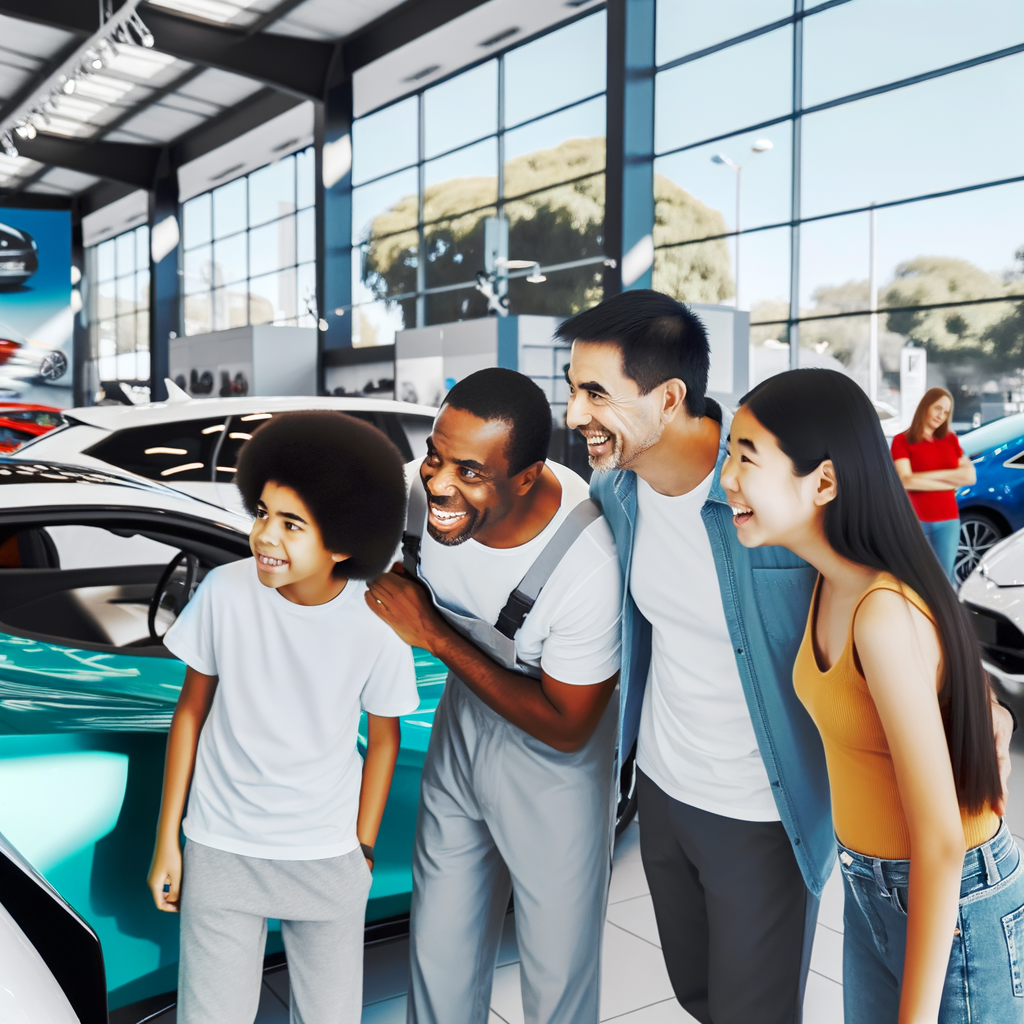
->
xmin=62 ymin=76 xmax=76 ymax=95
xmin=480 ymin=27 xmax=519 ymax=47
xmin=404 ymin=64 xmax=441 ymax=82
xmin=87 ymin=49 xmax=104 ymax=70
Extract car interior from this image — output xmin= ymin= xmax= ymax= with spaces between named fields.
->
xmin=0 ymin=512 xmax=249 ymax=655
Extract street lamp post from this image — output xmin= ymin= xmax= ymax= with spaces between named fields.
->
xmin=711 ymin=139 xmax=773 ymax=311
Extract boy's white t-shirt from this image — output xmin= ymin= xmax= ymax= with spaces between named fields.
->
xmin=163 ymin=558 xmax=419 ymax=860
xmin=417 ymin=461 xmax=622 ymax=685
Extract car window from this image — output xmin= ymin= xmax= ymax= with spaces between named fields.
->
xmin=45 ymin=525 xmax=179 ymax=570
xmin=213 ymin=410 xmax=379 ymax=482
xmin=960 ymin=413 xmax=1024 ymax=458
xmin=398 ymin=413 xmax=433 ymax=462
xmin=83 ymin=417 xmax=228 ymax=481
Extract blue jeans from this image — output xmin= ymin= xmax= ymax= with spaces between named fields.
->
xmin=840 ymin=822 xmax=1024 ymax=1023
xmin=920 ymin=517 xmax=960 ymax=583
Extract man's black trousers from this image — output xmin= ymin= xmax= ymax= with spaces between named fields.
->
xmin=637 ymin=768 xmax=819 ymax=1024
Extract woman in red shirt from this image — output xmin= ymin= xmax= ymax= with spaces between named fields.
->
xmin=891 ymin=387 xmax=976 ymax=582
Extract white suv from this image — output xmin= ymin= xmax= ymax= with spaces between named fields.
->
xmin=15 ymin=394 xmax=436 ymax=513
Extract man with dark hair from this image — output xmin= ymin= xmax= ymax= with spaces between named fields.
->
xmin=148 ymin=411 xmax=418 ymax=1024
xmin=366 ymin=367 xmax=622 ymax=1024
xmin=560 ymin=291 xmax=1014 ymax=1024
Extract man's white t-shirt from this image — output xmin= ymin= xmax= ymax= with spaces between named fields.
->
xmin=417 ymin=461 xmax=622 ymax=686
xmin=631 ymin=472 xmax=779 ymax=821
xmin=164 ymin=558 xmax=420 ymax=860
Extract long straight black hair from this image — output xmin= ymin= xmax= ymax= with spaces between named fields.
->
xmin=742 ymin=369 xmax=1000 ymax=812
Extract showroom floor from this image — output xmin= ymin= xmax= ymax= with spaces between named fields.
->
xmin=152 ymin=739 xmax=1024 ymax=1024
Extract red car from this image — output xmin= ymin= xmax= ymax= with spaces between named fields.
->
xmin=0 ymin=403 xmax=64 ymax=452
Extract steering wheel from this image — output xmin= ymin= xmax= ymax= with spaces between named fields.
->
xmin=149 ymin=551 xmax=200 ymax=642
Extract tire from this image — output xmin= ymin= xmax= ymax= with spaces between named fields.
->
xmin=956 ymin=511 xmax=1007 ymax=583
xmin=615 ymin=743 xmax=638 ymax=837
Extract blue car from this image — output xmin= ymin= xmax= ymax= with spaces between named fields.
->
xmin=955 ymin=412 xmax=1024 ymax=582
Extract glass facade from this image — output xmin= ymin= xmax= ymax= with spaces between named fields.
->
xmin=181 ymin=146 xmax=316 ymax=337
xmin=348 ymin=11 xmax=608 ymax=348
xmin=86 ymin=224 xmax=151 ymax=398
xmin=653 ymin=0 xmax=1024 ymax=422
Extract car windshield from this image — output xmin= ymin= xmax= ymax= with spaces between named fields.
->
xmin=959 ymin=414 xmax=1024 ymax=458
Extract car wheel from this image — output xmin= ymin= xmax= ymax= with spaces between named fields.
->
xmin=956 ymin=512 xmax=1006 ymax=583
xmin=615 ymin=744 xmax=638 ymax=836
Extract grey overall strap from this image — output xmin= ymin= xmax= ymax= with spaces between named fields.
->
xmin=402 ymin=479 xmax=427 ymax=577
xmin=494 ymin=498 xmax=601 ymax=639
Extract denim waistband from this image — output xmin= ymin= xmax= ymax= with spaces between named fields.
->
xmin=837 ymin=821 xmax=1018 ymax=895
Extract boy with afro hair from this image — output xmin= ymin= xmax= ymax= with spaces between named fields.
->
xmin=148 ymin=410 xmax=419 ymax=1024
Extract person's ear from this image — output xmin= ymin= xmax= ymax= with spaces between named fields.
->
xmin=813 ymin=460 xmax=838 ymax=507
xmin=331 ymin=552 xmax=351 ymax=564
xmin=661 ymin=378 xmax=688 ymax=423
xmin=514 ymin=461 xmax=545 ymax=496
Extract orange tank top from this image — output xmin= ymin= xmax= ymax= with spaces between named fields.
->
xmin=793 ymin=573 xmax=998 ymax=860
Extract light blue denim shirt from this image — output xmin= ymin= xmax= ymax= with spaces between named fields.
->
xmin=591 ymin=402 xmax=835 ymax=897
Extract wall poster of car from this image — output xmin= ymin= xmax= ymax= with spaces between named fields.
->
xmin=0 ymin=208 xmax=73 ymax=409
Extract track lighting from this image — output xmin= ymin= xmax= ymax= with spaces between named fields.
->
xmin=61 ymin=76 xmax=76 ymax=95
xmin=86 ymin=49 xmax=104 ymax=70
xmin=129 ymin=12 xmax=155 ymax=48
xmin=1 ymin=133 xmax=18 ymax=159
xmin=14 ymin=122 xmax=35 ymax=140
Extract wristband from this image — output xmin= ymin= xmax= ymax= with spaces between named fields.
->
xmin=360 ymin=842 xmax=375 ymax=864
xmin=997 ymin=699 xmax=1019 ymax=733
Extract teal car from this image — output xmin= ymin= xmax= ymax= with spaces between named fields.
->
xmin=0 ymin=460 xmax=445 ymax=1020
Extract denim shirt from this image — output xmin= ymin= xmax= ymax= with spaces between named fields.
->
xmin=590 ymin=402 xmax=835 ymax=897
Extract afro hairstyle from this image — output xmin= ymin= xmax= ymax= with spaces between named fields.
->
xmin=235 ymin=410 xmax=406 ymax=579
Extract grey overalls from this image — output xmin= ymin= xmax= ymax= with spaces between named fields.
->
xmin=404 ymin=484 xmax=619 ymax=1024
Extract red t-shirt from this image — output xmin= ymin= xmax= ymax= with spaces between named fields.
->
xmin=891 ymin=430 xmax=963 ymax=521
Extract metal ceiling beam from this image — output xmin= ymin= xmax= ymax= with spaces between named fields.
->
xmin=137 ymin=3 xmax=335 ymax=101
xmin=14 ymin=134 xmax=161 ymax=188
xmin=0 ymin=0 xmax=108 ymax=34
xmin=342 ymin=0 xmax=491 ymax=73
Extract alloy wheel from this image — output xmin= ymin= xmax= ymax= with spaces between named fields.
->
xmin=956 ymin=516 xmax=1004 ymax=583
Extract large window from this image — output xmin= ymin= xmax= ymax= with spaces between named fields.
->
xmin=86 ymin=224 xmax=151 ymax=399
xmin=653 ymin=0 xmax=1024 ymax=422
xmin=181 ymin=146 xmax=316 ymax=336
xmin=349 ymin=11 xmax=607 ymax=347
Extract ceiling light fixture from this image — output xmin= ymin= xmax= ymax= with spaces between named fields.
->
xmin=61 ymin=76 xmax=76 ymax=95
xmin=1 ymin=133 xmax=17 ymax=159
xmin=480 ymin=27 xmax=520 ymax=47
xmin=13 ymin=122 xmax=36 ymax=140
xmin=526 ymin=263 xmax=547 ymax=284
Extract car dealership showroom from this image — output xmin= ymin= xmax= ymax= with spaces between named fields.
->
xmin=0 ymin=1 xmax=1022 ymax=1023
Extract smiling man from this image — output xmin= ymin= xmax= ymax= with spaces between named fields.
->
xmin=561 ymin=290 xmax=842 ymax=1024
xmin=365 ymin=367 xmax=622 ymax=1024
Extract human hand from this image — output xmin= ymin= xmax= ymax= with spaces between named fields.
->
xmin=992 ymin=700 xmax=1014 ymax=817
xmin=366 ymin=563 xmax=447 ymax=652
xmin=148 ymin=839 xmax=182 ymax=913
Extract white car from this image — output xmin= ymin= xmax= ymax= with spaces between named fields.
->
xmin=0 ymin=828 xmax=102 ymax=1024
xmin=14 ymin=391 xmax=436 ymax=513
xmin=959 ymin=529 xmax=1024 ymax=718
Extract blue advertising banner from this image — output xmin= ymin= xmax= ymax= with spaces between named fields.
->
xmin=0 ymin=208 xmax=72 ymax=409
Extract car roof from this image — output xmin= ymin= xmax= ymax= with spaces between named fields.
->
xmin=65 ymin=395 xmax=438 ymax=431
xmin=0 ymin=458 xmax=251 ymax=532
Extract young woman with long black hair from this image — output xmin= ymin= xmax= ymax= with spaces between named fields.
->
xmin=720 ymin=368 xmax=1022 ymax=1024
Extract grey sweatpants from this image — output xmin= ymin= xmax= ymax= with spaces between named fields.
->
xmin=408 ymin=676 xmax=617 ymax=1024
xmin=178 ymin=840 xmax=371 ymax=1024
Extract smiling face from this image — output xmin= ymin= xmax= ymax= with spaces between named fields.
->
xmin=924 ymin=395 xmax=952 ymax=435
xmin=420 ymin=405 xmax=525 ymax=546
xmin=720 ymin=405 xmax=835 ymax=550
xmin=249 ymin=480 xmax=347 ymax=596
xmin=565 ymin=341 xmax=667 ymax=471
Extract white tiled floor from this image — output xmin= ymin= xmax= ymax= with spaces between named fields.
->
xmin=156 ymin=740 xmax=1024 ymax=1024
